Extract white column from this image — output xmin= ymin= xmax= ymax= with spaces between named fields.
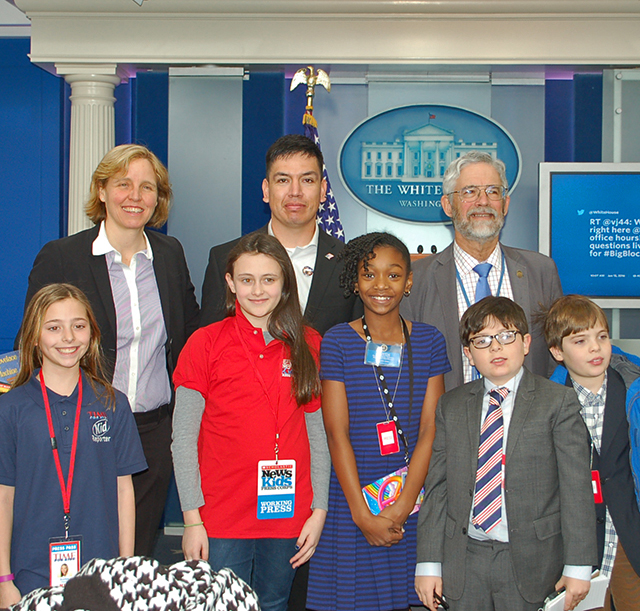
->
xmin=55 ymin=64 xmax=128 ymax=235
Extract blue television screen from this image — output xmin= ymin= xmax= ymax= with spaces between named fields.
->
xmin=539 ymin=163 xmax=640 ymax=306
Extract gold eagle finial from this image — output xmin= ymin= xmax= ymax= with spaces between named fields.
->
xmin=290 ymin=66 xmax=331 ymax=117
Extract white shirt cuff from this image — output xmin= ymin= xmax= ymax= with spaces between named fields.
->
xmin=415 ymin=562 xmax=442 ymax=577
xmin=562 ymin=565 xmax=593 ymax=581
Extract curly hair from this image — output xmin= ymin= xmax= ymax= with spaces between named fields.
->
xmin=338 ymin=232 xmax=411 ymax=299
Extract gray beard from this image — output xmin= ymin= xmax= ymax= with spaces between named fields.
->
xmin=453 ymin=206 xmax=505 ymax=242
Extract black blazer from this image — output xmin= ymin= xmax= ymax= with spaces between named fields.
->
xmin=561 ymin=367 xmax=640 ymax=577
xmin=18 ymin=225 xmax=200 ymax=384
xmin=199 ymin=225 xmax=360 ymax=335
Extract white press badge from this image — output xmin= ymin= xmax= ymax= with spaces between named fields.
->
xmin=257 ymin=459 xmax=296 ymax=520
xmin=49 ymin=538 xmax=81 ymax=587
xmin=364 ymin=341 xmax=403 ymax=368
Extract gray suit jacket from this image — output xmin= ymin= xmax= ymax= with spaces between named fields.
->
xmin=416 ymin=368 xmax=597 ymax=604
xmin=401 ymin=243 xmax=563 ymax=390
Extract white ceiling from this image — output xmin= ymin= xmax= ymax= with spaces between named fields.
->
xmin=7 ymin=1 xmax=640 ymax=74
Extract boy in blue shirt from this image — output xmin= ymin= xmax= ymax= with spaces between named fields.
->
xmin=415 ymin=296 xmax=597 ymax=611
xmin=545 ymin=294 xmax=640 ymax=611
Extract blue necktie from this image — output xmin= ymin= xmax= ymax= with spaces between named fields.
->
xmin=472 ymin=387 xmax=508 ymax=533
xmin=473 ymin=262 xmax=493 ymax=302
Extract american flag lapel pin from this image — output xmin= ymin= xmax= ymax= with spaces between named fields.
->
xmin=325 ymin=253 xmax=334 ymax=260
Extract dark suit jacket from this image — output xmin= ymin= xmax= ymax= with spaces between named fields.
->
xmin=402 ymin=242 xmax=563 ymax=389
xmin=199 ymin=225 xmax=360 ymax=335
xmin=18 ymin=225 xmax=200 ymax=385
xmin=417 ymin=368 xmax=597 ymax=604
xmin=558 ymin=367 xmax=640 ymax=578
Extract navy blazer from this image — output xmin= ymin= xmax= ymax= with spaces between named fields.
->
xmin=18 ymin=225 xmax=200 ymax=385
xmin=559 ymin=367 xmax=640 ymax=578
xmin=199 ymin=225 xmax=360 ymax=335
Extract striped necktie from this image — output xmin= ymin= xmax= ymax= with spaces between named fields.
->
xmin=472 ymin=386 xmax=509 ymax=533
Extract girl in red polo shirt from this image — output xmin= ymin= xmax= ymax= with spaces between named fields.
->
xmin=171 ymin=233 xmax=328 ymax=611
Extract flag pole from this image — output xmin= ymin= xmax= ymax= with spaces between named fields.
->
xmin=290 ymin=66 xmax=345 ymax=242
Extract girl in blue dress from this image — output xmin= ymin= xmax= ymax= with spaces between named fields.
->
xmin=0 ymin=284 xmax=146 ymax=606
xmin=307 ymin=233 xmax=450 ymax=611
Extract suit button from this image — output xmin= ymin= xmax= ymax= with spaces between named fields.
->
xmin=597 ymin=518 xmax=605 ymax=524
xmin=462 ymin=527 xmax=467 ymax=535
xmin=469 ymin=489 xmax=473 ymax=497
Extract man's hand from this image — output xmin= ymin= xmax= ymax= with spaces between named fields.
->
xmin=555 ymin=576 xmax=590 ymax=611
xmin=415 ymin=575 xmax=443 ymax=611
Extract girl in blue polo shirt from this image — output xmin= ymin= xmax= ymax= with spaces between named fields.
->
xmin=0 ymin=284 xmax=147 ymax=606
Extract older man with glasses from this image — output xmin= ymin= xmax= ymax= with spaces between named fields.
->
xmin=402 ymin=151 xmax=562 ymax=390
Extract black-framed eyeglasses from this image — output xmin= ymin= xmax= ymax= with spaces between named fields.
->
xmin=469 ymin=330 xmax=520 ymax=349
xmin=448 ymin=185 xmax=506 ymax=202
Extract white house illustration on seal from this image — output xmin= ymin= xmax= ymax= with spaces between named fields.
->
xmin=361 ymin=121 xmax=497 ymax=181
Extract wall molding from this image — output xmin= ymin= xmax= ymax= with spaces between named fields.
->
xmin=13 ymin=0 xmax=640 ymax=70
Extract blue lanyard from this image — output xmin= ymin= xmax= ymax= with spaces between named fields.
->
xmin=455 ymin=249 xmax=507 ymax=308
xmin=456 ymin=249 xmax=507 ymax=380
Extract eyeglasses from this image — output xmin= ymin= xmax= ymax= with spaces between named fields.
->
xmin=469 ymin=330 xmax=520 ymax=349
xmin=449 ymin=185 xmax=506 ymax=202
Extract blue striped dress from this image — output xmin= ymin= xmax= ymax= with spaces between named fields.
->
xmin=307 ymin=321 xmax=450 ymax=611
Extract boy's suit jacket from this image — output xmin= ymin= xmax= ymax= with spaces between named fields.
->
xmin=18 ymin=225 xmax=200 ymax=384
xmin=417 ymin=368 xmax=597 ymax=604
xmin=557 ymin=366 xmax=640 ymax=578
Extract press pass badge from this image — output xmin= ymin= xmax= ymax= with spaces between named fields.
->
xmin=376 ymin=420 xmax=400 ymax=456
xmin=49 ymin=537 xmax=81 ymax=587
xmin=364 ymin=341 xmax=402 ymax=368
xmin=257 ymin=459 xmax=296 ymax=519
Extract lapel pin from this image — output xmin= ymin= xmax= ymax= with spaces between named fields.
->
xmin=517 ymin=270 xmax=523 ymax=278
xmin=325 ymin=253 xmax=334 ymax=260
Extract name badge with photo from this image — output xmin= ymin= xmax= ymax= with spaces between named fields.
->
xmin=257 ymin=459 xmax=296 ymax=520
xmin=364 ymin=341 xmax=402 ymax=368
xmin=49 ymin=538 xmax=81 ymax=587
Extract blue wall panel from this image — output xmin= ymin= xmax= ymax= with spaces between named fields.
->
xmin=241 ymin=72 xmax=285 ymax=234
xmin=574 ymin=74 xmax=602 ymax=162
xmin=545 ymin=80 xmax=574 ymax=162
xmin=0 ymin=39 xmax=64 ymax=352
xmin=133 ymin=71 xmax=169 ymax=166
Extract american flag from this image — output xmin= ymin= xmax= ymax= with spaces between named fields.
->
xmin=304 ymin=115 xmax=345 ymax=242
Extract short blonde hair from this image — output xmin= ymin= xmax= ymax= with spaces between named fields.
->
xmin=85 ymin=144 xmax=172 ymax=228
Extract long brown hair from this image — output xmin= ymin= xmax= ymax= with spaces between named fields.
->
xmin=225 ymin=233 xmax=321 ymax=406
xmin=14 ymin=283 xmax=116 ymax=409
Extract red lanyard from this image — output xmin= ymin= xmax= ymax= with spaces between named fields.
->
xmin=39 ymin=370 xmax=83 ymax=537
xmin=234 ymin=319 xmax=285 ymax=461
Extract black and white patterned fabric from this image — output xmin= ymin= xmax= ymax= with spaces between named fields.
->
xmin=5 ymin=557 xmax=260 ymax=611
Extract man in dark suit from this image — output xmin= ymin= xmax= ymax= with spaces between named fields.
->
xmin=200 ymin=134 xmax=358 ymax=336
xmin=402 ymin=151 xmax=562 ymax=390
xmin=17 ymin=145 xmax=200 ymax=558
xmin=415 ymin=297 xmax=597 ymax=611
